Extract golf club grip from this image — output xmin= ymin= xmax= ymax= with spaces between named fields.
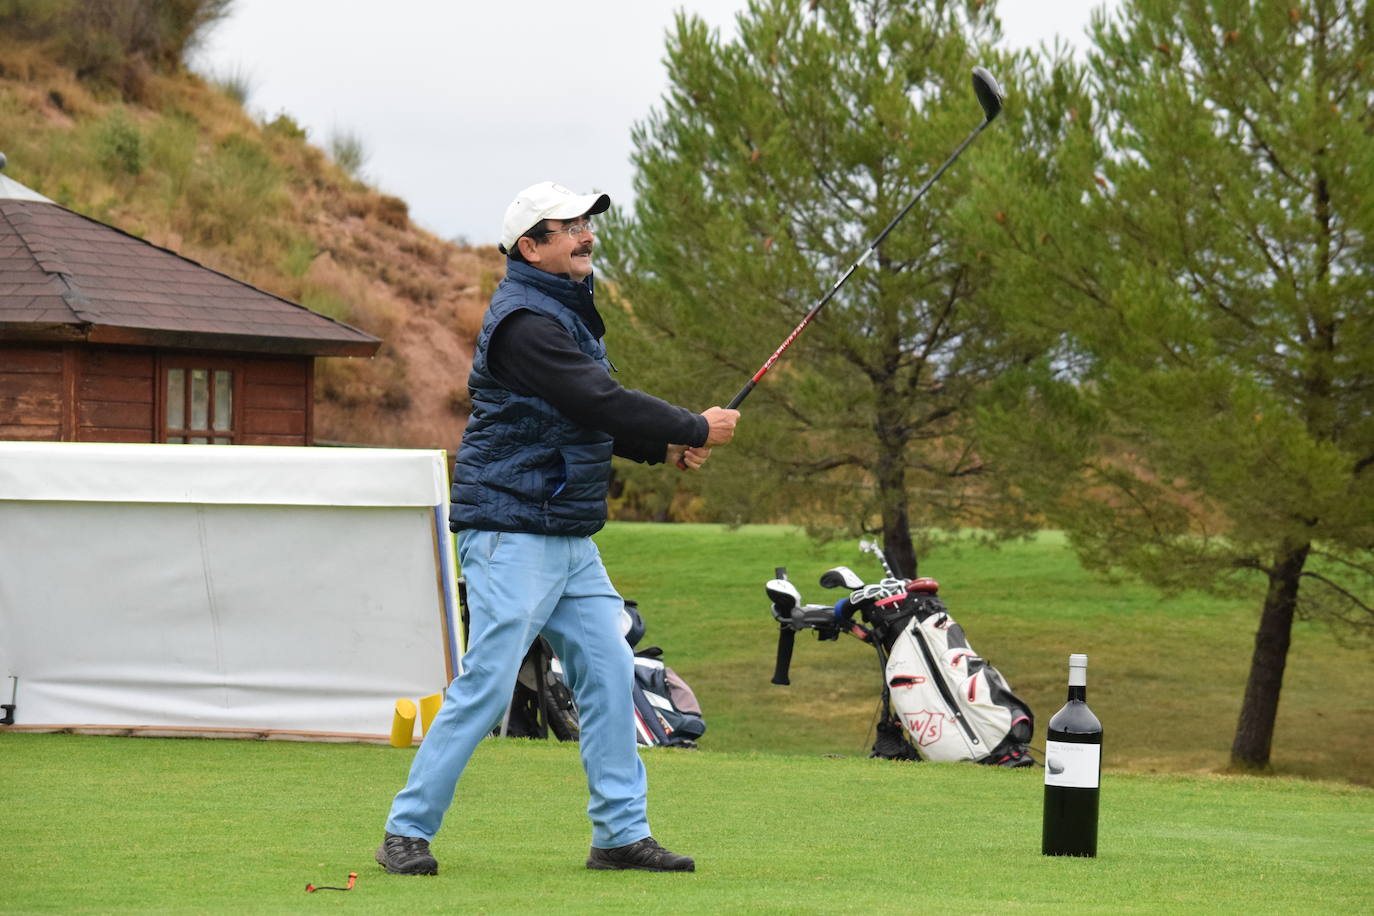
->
xmin=678 ymin=381 xmax=754 ymax=468
xmin=772 ymin=624 xmax=795 ymax=685
xmin=727 ymin=380 xmax=755 ymax=410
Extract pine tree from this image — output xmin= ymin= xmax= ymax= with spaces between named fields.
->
xmin=970 ymin=0 xmax=1374 ymax=769
xmin=597 ymin=0 xmax=1030 ymax=573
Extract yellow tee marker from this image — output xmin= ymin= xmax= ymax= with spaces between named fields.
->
xmin=419 ymin=692 xmax=443 ymax=736
xmin=390 ymin=698 xmax=418 ymax=747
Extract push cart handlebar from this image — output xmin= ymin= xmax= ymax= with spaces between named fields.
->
xmin=771 ymin=567 xmax=796 ymax=685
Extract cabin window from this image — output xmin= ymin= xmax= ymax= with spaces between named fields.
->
xmin=165 ymin=368 xmax=233 ymax=444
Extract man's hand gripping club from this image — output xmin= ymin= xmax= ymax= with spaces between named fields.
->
xmin=670 ymin=405 xmax=739 ymax=470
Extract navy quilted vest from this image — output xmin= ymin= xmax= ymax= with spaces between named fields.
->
xmin=449 ymin=261 xmax=615 ymax=536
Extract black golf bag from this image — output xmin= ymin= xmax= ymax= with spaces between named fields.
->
xmin=457 ymin=580 xmax=704 ymax=747
xmin=628 ymin=638 xmax=707 ymax=748
xmin=767 ymin=552 xmax=1034 ymax=767
xmin=501 ymin=635 xmax=580 ymax=741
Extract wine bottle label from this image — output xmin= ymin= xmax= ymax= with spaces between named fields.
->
xmin=1044 ymin=739 xmax=1100 ymax=788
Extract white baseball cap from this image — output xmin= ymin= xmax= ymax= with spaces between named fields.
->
xmin=499 ymin=181 xmax=611 ymax=254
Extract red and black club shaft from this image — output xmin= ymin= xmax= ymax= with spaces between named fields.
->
xmin=725 ymin=66 xmax=1004 ymax=411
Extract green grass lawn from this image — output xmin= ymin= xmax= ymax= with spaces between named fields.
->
xmin=4 ymin=522 xmax=1372 ymax=913
xmin=4 ymin=734 xmax=1371 ymax=914
xmin=592 ymin=523 xmax=1374 ymax=786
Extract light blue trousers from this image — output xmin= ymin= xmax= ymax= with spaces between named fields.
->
xmin=385 ymin=529 xmax=650 ymax=849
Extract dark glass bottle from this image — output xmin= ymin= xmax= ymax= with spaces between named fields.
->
xmin=1042 ymin=654 xmax=1102 ymax=857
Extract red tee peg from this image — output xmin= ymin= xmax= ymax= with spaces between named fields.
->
xmin=305 ymin=872 xmax=358 ymax=892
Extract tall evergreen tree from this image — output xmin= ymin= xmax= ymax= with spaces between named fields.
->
xmin=598 ymin=0 xmax=1031 ymax=574
xmin=969 ymin=0 xmax=1374 ymax=769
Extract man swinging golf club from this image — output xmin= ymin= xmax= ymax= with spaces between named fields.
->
xmin=375 ymin=181 xmax=739 ymax=876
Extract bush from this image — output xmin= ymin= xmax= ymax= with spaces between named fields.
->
xmin=374 ymin=194 xmax=409 ymax=229
xmin=280 ymin=238 xmax=317 ymax=279
xmin=0 ymin=0 xmax=234 ymax=95
xmin=181 ymin=133 xmax=282 ymax=245
xmin=327 ymin=128 xmax=368 ymax=179
xmin=300 ymin=288 xmax=350 ymax=323
xmin=206 ymin=64 xmax=253 ymax=105
xmin=145 ymin=112 xmax=198 ymax=201
xmin=263 ymin=112 xmax=307 ymax=142
xmin=93 ymin=109 xmax=144 ymax=175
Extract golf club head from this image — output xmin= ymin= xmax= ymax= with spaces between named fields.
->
xmin=765 ymin=578 xmax=802 ymax=615
xmin=858 ymin=538 xmax=895 ymax=576
xmin=972 ymin=66 xmax=1004 ymax=122
xmin=819 ymin=566 xmax=865 ymax=590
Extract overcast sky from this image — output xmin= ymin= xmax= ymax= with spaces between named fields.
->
xmin=191 ymin=1 xmax=1118 ymax=246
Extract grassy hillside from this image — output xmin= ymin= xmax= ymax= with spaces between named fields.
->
xmin=0 ymin=31 xmax=496 ymax=449
xmin=592 ymin=523 xmax=1373 ymax=787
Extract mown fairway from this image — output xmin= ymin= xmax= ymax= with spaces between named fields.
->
xmin=4 ymin=522 xmax=1371 ymax=914
xmin=594 ymin=523 xmax=1372 ymax=786
xmin=4 ymin=735 xmax=1371 ymax=914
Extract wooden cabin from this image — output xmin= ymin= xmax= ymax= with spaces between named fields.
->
xmin=0 ymin=167 xmax=379 ymax=446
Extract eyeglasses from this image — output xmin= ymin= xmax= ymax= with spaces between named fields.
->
xmin=541 ymin=220 xmax=594 ymax=239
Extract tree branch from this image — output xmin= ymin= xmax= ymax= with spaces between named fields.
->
xmin=1299 ymin=570 xmax=1374 ymax=617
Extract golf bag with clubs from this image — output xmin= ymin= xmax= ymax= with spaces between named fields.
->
xmin=766 ymin=544 xmax=1033 ymax=767
xmin=457 ymin=580 xmax=705 ymax=747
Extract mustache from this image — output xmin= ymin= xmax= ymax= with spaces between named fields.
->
xmin=573 ymin=245 xmax=593 ymax=256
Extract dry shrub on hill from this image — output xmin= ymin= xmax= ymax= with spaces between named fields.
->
xmin=0 ymin=0 xmax=233 ymax=102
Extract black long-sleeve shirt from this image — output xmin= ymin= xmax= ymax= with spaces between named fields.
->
xmin=487 ymin=310 xmax=708 ymax=465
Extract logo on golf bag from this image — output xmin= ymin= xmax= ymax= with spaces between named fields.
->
xmin=904 ymin=710 xmax=951 ymax=747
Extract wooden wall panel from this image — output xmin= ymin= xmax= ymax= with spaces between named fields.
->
xmin=240 ymin=357 xmax=309 ymax=444
xmin=243 ymin=382 xmax=305 ymax=411
xmin=80 ymin=373 xmax=154 ymax=404
xmin=241 ymin=406 xmax=305 ymax=437
xmin=78 ymin=348 xmax=155 ymax=442
xmin=0 ymin=345 xmax=63 ymax=439
xmin=84 ymin=349 xmax=154 ymax=379
xmin=0 ymin=423 xmax=60 ymax=440
xmin=238 ymin=433 xmax=305 ymax=446
xmin=77 ymin=427 xmax=154 ymax=443
xmin=0 ymin=371 xmax=61 ymax=403
xmin=79 ymin=399 xmax=154 ymax=430
xmin=2 ymin=346 xmax=316 ymax=447
xmin=244 ymin=359 xmax=308 ymax=385
xmin=0 ymin=347 xmax=64 ymax=373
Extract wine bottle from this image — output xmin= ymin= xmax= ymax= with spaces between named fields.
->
xmin=1042 ymin=653 xmax=1102 ymax=857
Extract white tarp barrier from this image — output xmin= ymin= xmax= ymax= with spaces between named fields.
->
xmin=0 ymin=442 xmax=460 ymax=741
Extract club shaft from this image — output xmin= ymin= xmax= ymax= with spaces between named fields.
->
xmin=728 ymin=116 xmax=993 ymax=410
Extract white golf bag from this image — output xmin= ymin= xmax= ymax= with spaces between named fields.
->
xmin=883 ymin=585 xmax=1033 ymax=764
xmin=766 ymin=558 xmax=1033 ymax=767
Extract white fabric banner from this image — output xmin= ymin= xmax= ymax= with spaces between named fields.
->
xmin=0 ymin=442 xmax=460 ymax=741
xmin=0 ymin=441 xmax=448 ymax=507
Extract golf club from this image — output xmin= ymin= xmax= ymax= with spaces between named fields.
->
xmin=725 ymin=66 xmax=1004 ymax=411
xmin=858 ymin=538 xmax=897 ymax=578
xmin=819 ymin=566 xmax=865 ymax=590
